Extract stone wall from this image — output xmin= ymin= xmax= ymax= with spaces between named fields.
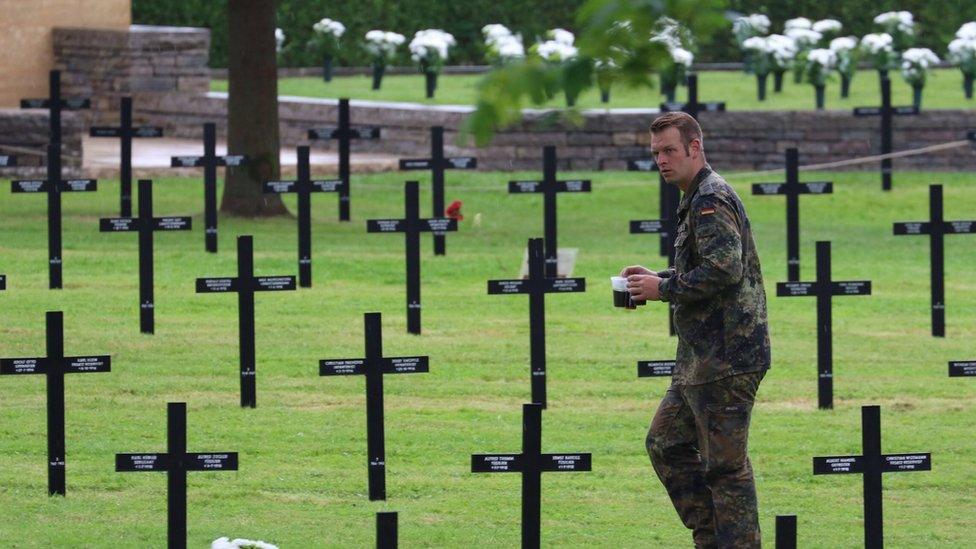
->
xmin=138 ymin=91 xmax=976 ymax=172
xmin=0 ymin=109 xmax=84 ymax=177
xmin=53 ymin=25 xmax=210 ymax=125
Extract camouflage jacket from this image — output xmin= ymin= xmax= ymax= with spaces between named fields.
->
xmin=658 ymin=166 xmax=771 ymax=385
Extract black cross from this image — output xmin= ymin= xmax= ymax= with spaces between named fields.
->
xmin=949 ymin=360 xmax=976 ymax=377
xmin=813 ymin=405 xmax=931 ymax=549
xmin=893 ymin=184 xmax=975 ymax=337
xmin=319 ymin=312 xmax=429 ymax=501
xmin=376 ymin=512 xmax=398 ymax=548
xmin=366 ymin=181 xmax=457 ymax=335
xmin=0 ymin=274 xmax=5 ymax=290
xmin=196 ymin=235 xmax=296 ymax=407
xmin=660 ymin=73 xmax=726 ymax=119
xmin=509 ymin=146 xmax=591 ymax=278
xmin=854 ymin=78 xmax=919 ymax=191
xmin=20 ymin=70 xmax=90 ymax=144
xmin=0 ymin=154 xmax=18 ymax=167
xmin=170 ymin=123 xmax=246 ymax=253
xmin=626 ymin=158 xmax=678 ymax=336
xmin=116 ymin=402 xmax=238 ymax=549
xmin=399 ymin=126 xmax=477 ymax=255
xmin=10 ymin=143 xmax=98 ymax=289
xmin=775 ymin=515 xmax=797 ymax=549
xmin=263 ymin=145 xmax=342 ymax=288
xmin=637 ymin=359 xmax=675 ymax=378
xmin=752 ymin=148 xmax=833 ymax=282
xmin=90 ymin=96 xmax=163 ymax=217
xmin=100 ymin=179 xmax=192 ymax=334
xmin=308 ymin=97 xmax=381 ymax=221
xmin=0 ymin=311 xmax=110 ymax=495
xmin=487 ymin=238 xmax=585 ymax=408
xmin=471 ymin=403 xmax=591 ymax=549
xmin=777 ymin=241 xmax=871 ymax=409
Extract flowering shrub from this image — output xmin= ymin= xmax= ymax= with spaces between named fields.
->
xmin=900 ymin=47 xmax=940 ymax=87
xmin=409 ymin=29 xmax=456 ymax=73
xmin=732 ymin=13 xmax=770 ymax=45
xmin=861 ymin=33 xmax=896 ymax=72
xmin=805 ymin=48 xmax=837 ymax=86
xmin=874 ymin=11 xmax=914 ymax=52
xmin=482 ymin=24 xmax=524 ymax=65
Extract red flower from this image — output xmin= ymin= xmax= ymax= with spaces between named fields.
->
xmin=445 ymin=199 xmax=463 ymax=220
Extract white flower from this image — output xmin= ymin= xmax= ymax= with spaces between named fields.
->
xmin=482 ymin=24 xmax=513 ymax=43
xmin=785 ymin=28 xmax=823 ymax=48
xmin=547 ymin=28 xmax=575 ymax=46
xmin=493 ymin=35 xmax=525 ymax=60
xmin=807 ymin=48 xmax=837 ymax=69
xmin=812 ymin=19 xmax=843 ymax=34
xmin=742 ymin=36 xmax=770 ymax=53
xmin=956 ymin=22 xmax=976 ymax=40
xmin=409 ymin=29 xmax=456 ymax=63
xmin=949 ymin=37 xmax=976 ymax=58
xmin=211 ymin=537 xmax=279 ymax=549
xmin=860 ymin=33 xmax=894 ymax=54
xmin=874 ymin=11 xmax=914 ymax=35
xmin=784 ymin=17 xmax=812 ymax=30
xmin=536 ymin=39 xmax=578 ymax=62
xmin=829 ymin=36 xmax=858 ymax=53
xmin=364 ymin=30 xmax=405 ymax=58
xmin=749 ymin=14 xmax=771 ymax=33
xmin=733 ymin=13 xmax=771 ymax=41
xmin=767 ymin=34 xmax=798 ymax=66
xmin=670 ymin=47 xmax=694 ymax=67
xmin=312 ymin=18 xmax=345 ymax=38
xmin=274 ymin=28 xmax=285 ymax=52
xmin=902 ymin=47 xmax=940 ymax=67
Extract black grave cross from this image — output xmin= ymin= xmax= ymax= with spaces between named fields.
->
xmin=777 ymin=241 xmax=871 ymax=409
xmin=0 ymin=154 xmax=18 ymax=167
xmin=366 ymin=181 xmax=457 ymax=335
xmin=89 ymin=97 xmax=163 ymax=217
xmin=376 ymin=512 xmax=398 ymax=549
xmin=0 ymin=273 xmax=5 ymax=290
xmin=20 ymin=70 xmax=90 ymax=144
xmin=854 ymin=78 xmax=919 ymax=191
xmin=399 ymin=126 xmax=477 ymax=255
xmin=100 ymin=179 xmax=192 ymax=334
xmin=775 ymin=515 xmax=797 ymax=549
xmin=170 ymin=123 xmax=246 ymax=253
xmin=626 ymin=158 xmax=679 ymax=336
xmin=0 ymin=311 xmax=110 ymax=496
xmin=813 ymin=405 xmax=931 ymax=549
xmin=637 ymin=359 xmax=675 ymax=379
xmin=263 ymin=145 xmax=342 ymax=287
xmin=893 ymin=185 xmax=975 ymax=337
xmin=11 ymin=142 xmax=98 ymax=289
xmin=509 ymin=146 xmax=591 ymax=278
xmin=471 ymin=403 xmax=592 ymax=549
xmin=949 ymin=360 xmax=976 ymax=377
xmin=318 ymin=312 xmax=429 ymax=501
xmin=308 ymin=97 xmax=381 ymax=221
xmin=116 ymin=402 xmax=238 ymax=549
xmin=659 ymin=73 xmax=726 ymax=119
xmin=195 ymin=235 xmax=296 ymax=408
xmin=752 ymin=148 xmax=833 ymax=282
xmin=487 ymin=238 xmax=585 ymax=408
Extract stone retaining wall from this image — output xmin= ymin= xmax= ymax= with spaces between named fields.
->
xmin=0 ymin=109 xmax=83 ymax=176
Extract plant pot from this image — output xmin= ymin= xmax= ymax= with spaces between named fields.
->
xmin=371 ymin=63 xmax=385 ymax=90
xmin=878 ymin=68 xmax=888 ymax=86
xmin=815 ymin=85 xmax=825 ymax=110
xmin=662 ymin=84 xmax=676 ymax=103
xmin=840 ymin=74 xmax=851 ymax=98
xmin=964 ymin=74 xmax=974 ymax=99
xmin=757 ymin=73 xmax=768 ymax=101
xmin=773 ymin=70 xmax=784 ymax=93
xmin=912 ymin=84 xmax=923 ymax=109
xmin=425 ymin=71 xmax=438 ymax=99
xmin=600 ymin=89 xmax=610 ymax=104
xmin=323 ymin=55 xmax=333 ymax=82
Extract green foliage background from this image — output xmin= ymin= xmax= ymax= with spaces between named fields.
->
xmin=132 ymin=0 xmax=976 ymax=68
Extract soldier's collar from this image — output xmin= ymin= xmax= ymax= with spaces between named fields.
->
xmin=677 ymin=165 xmax=713 ymax=215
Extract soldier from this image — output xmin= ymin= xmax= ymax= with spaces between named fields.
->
xmin=620 ymin=111 xmax=770 ymax=548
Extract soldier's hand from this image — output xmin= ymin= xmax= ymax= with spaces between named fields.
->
xmin=627 ymin=274 xmax=663 ymax=301
xmin=620 ymin=265 xmax=656 ymax=278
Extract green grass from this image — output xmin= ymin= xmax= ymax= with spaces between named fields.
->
xmin=1 ymin=168 xmax=975 ymax=547
xmin=211 ymin=68 xmax=976 ymax=111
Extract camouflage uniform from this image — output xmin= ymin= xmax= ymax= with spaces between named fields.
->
xmin=647 ymin=166 xmax=770 ymax=548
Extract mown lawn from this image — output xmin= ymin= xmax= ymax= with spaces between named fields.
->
xmin=0 ymin=167 xmax=974 ymax=547
xmin=211 ymin=68 xmax=976 ymax=111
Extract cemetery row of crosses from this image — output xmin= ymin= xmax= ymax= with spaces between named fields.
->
xmin=1 ymin=68 xmax=973 ymax=548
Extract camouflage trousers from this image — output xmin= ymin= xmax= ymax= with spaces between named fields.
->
xmin=646 ymin=370 xmax=766 ymax=549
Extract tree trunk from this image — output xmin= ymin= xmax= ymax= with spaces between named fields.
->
xmin=222 ymin=0 xmax=288 ymax=217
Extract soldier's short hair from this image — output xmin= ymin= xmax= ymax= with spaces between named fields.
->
xmin=650 ymin=112 xmax=703 ymax=155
